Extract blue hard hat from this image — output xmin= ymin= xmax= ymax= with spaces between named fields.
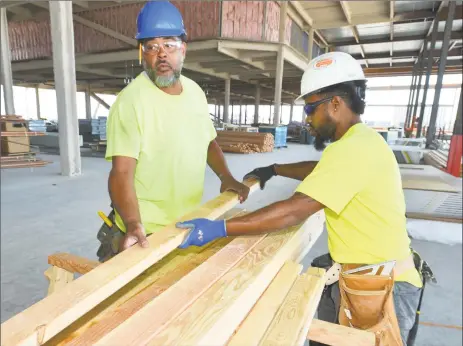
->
xmin=136 ymin=1 xmax=186 ymax=40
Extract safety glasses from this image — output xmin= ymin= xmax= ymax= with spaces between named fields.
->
xmin=142 ymin=41 xmax=183 ymax=55
xmin=303 ymin=97 xmax=333 ymax=116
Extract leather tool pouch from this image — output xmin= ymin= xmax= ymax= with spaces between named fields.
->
xmin=338 ymin=264 xmax=403 ymax=346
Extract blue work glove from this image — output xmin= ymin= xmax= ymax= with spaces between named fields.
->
xmin=176 ymin=218 xmax=227 ymax=248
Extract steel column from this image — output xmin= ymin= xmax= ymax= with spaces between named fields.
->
xmin=411 ymin=49 xmax=426 ymax=131
xmin=231 ymin=102 xmax=234 ymax=124
xmin=0 ymin=8 xmax=15 ymax=114
xmin=273 ymin=1 xmax=287 ymax=126
xmin=446 ymin=89 xmax=462 ymax=176
xmin=405 ymin=64 xmax=418 ymax=128
xmin=308 ymin=28 xmax=314 ymax=60
xmin=417 ymin=18 xmax=440 ymax=138
xmin=289 ymin=103 xmax=294 ymax=123
xmin=35 ymin=87 xmax=41 ymax=119
xmin=254 ymin=83 xmax=260 ymax=124
xmin=223 ymin=79 xmax=230 ymax=123
xmin=85 ymin=85 xmax=92 ymax=120
xmin=239 ymin=98 xmax=242 ymax=126
xmin=426 ymin=1 xmax=456 ymax=147
xmin=49 ymin=0 xmax=82 ymax=176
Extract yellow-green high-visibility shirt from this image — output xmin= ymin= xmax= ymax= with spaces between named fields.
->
xmin=105 ymin=73 xmax=217 ymax=234
xmin=296 ymin=123 xmax=422 ymax=287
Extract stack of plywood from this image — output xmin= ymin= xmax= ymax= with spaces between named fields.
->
xmin=216 ymin=131 xmax=274 ymax=154
xmin=0 ymin=179 xmax=376 ymax=346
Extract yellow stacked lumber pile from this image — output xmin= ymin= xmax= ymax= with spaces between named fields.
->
xmin=1 ymin=181 xmax=375 ymax=346
xmin=216 ymin=131 xmax=274 ymax=153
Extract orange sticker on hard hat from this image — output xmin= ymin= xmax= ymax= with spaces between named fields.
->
xmin=314 ymin=58 xmax=334 ymax=69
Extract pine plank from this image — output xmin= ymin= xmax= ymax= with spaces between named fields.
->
xmin=307 ymin=319 xmax=376 ymax=346
xmin=95 ymin=235 xmax=267 ymax=345
xmin=0 ymin=180 xmax=259 ymax=346
xmin=227 ymin=261 xmax=302 ymax=346
xmin=47 ymin=210 xmax=247 ymax=345
xmin=47 ymin=253 xmax=100 ymax=275
xmin=148 ymin=211 xmax=325 ymax=346
xmin=259 ymin=267 xmax=326 ymax=346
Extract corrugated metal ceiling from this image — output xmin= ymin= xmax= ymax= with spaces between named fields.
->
xmin=318 ymin=27 xmax=354 ymax=41
xmin=394 ymin=1 xmax=440 ymax=13
xmin=357 ymin=23 xmax=391 ymax=37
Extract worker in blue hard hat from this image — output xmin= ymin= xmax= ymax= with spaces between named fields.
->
xmin=97 ymin=1 xmax=249 ymax=261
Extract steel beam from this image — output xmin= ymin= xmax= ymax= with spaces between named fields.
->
xmin=0 ymin=7 xmax=15 ymax=114
xmin=426 ymin=1 xmax=456 ymax=147
xmin=49 ymin=0 xmax=81 ymax=176
xmin=417 ymin=17 xmax=440 ymax=138
xmin=223 ymin=79 xmax=230 ymax=123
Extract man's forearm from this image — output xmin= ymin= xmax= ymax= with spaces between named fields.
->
xmin=108 ymin=170 xmax=141 ymax=226
xmin=274 ymin=161 xmax=319 ymax=181
xmin=207 ymin=140 xmax=233 ymax=180
xmin=225 ymin=193 xmax=324 ymax=236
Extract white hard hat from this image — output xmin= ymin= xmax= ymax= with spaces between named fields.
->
xmin=295 ymin=52 xmax=366 ymax=104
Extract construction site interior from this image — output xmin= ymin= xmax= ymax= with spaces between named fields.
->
xmin=0 ymin=1 xmax=462 ymax=346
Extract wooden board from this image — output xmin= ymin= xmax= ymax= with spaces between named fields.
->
xmin=95 ymin=234 xmax=267 ymax=345
xmin=307 ymin=319 xmax=376 ymax=346
xmin=401 ymin=176 xmax=459 ymax=193
xmin=48 ymin=253 xmax=100 ymax=275
xmin=227 ymin=261 xmax=302 ymax=346
xmin=46 ymin=210 xmax=246 ymax=345
xmin=147 ymin=211 xmax=325 ymax=346
xmin=259 ymin=267 xmax=326 ymax=346
xmin=0 ymin=180 xmax=259 ymax=346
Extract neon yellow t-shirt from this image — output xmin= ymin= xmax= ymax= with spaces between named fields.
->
xmin=105 ymin=73 xmax=216 ymax=234
xmin=296 ymin=123 xmax=422 ymax=287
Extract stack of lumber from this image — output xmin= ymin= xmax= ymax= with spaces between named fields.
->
xmin=216 ymin=131 xmax=274 ymax=154
xmin=1 ymin=115 xmax=50 ymax=169
xmin=0 ymin=153 xmax=51 ymax=169
xmin=0 ymin=179 xmax=375 ymax=346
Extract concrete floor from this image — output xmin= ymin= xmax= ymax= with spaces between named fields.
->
xmin=1 ymin=144 xmax=461 ymax=345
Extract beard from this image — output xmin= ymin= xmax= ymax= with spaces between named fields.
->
xmin=312 ymin=111 xmax=337 ymax=151
xmin=143 ymin=54 xmax=184 ymax=88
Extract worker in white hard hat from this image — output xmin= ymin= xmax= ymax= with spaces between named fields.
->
xmin=176 ymin=52 xmax=427 ymax=345
xmin=97 ymin=1 xmax=249 ymax=261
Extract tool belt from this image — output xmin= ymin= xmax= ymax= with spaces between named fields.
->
xmin=338 ymin=263 xmax=403 ymax=346
xmin=314 ymin=252 xmax=428 ymax=346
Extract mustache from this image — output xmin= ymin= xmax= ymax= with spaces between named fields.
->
xmin=155 ymin=60 xmax=173 ymax=69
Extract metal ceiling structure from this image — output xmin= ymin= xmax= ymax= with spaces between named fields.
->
xmin=1 ymin=0 xmax=462 ymax=103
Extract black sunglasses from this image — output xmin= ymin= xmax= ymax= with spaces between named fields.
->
xmin=303 ymin=97 xmax=333 ymax=116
